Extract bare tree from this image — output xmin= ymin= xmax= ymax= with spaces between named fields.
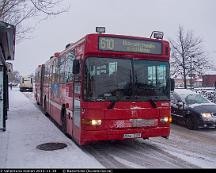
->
xmin=0 ymin=0 xmax=69 ymax=42
xmin=170 ymin=26 xmax=210 ymax=88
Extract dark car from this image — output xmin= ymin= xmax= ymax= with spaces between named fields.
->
xmin=171 ymin=89 xmax=216 ymax=130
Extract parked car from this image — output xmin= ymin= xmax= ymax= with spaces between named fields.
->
xmin=171 ymin=89 xmax=216 ymax=130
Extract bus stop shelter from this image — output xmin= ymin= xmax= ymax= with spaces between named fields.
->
xmin=0 ymin=21 xmax=16 ymax=131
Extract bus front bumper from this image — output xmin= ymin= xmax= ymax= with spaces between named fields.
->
xmin=80 ymin=127 xmax=170 ymax=145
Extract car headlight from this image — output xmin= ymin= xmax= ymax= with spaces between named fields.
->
xmin=201 ymin=112 xmax=213 ymax=120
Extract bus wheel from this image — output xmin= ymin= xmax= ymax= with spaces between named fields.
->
xmin=61 ymin=107 xmax=67 ymax=134
xmin=44 ymin=98 xmax=48 ymax=116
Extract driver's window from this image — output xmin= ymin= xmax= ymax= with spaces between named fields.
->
xmin=148 ymin=66 xmax=156 ymax=85
xmin=157 ymin=65 xmax=166 ymax=87
xmin=65 ymin=51 xmax=75 ymax=82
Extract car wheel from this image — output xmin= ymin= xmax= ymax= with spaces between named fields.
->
xmin=185 ymin=116 xmax=198 ymax=130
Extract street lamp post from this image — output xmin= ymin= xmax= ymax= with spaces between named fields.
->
xmin=190 ymin=55 xmax=194 ymax=88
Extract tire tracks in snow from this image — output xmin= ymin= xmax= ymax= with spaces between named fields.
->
xmin=83 ymin=140 xmax=200 ymax=168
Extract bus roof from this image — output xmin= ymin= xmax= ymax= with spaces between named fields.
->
xmin=45 ymin=33 xmax=170 ymax=65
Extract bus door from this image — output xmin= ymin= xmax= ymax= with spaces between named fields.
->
xmin=72 ymin=78 xmax=81 ymax=143
xmin=40 ymin=64 xmax=45 ymax=107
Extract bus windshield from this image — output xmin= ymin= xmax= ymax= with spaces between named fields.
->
xmin=84 ymin=57 xmax=170 ymax=101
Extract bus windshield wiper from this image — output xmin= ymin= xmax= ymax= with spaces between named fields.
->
xmin=148 ymin=96 xmax=161 ymax=108
xmin=107 ymin=100 xmax=117 ymax=109
xmin=107 ymin=96 xmax=121 ymax=109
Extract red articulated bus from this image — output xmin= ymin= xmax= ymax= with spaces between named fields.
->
xmin=35 ymin=30 xmax=173 ymax=145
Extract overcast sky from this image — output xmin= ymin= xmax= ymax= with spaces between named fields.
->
xmin=12 ymin=0 xmax=216 ymax=76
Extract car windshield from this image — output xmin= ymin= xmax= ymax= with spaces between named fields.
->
xmin=185 ymin=94 xmax=210 ymax=105
xmin=84 ymin=57 xmax=170 ymax=102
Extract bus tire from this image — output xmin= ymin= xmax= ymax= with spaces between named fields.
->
xmin=61 ymin=106 xmax=67 ymax=134
xmin=44 ymin=98 xmax=48 ymax=116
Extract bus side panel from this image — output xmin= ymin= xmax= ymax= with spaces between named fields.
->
xmin=65 ymin=83 xmax=74 ymax=137
xmin=49 ymin=99 xmax=62 ymax=125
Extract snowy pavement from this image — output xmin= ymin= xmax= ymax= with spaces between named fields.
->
xmin=0 ymin=88 xmax=104 ymax=168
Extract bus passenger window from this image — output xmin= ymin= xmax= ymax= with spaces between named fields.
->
xmin=59 ymin=57 xmax=65 ymax=83
xmin=65 ymin=51 xmax=75 ymax=82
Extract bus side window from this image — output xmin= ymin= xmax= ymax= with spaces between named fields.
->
xmin=51 ymin=64 xmax=55 ymax=84
xmin=55 ymin=59 xmax=60 ymax=83
xmin=59 ymin=56 xmax=65 ymax=84
xmin=65 ymin=51 xmax=75 ymax=82
xmin=54 ymin=59 xmax=59 ymax=83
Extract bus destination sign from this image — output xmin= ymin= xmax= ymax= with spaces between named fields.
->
xmin=99 ymin=36 xmax=162 ymax=54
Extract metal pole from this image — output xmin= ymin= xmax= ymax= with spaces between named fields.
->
xmin=190 ymin=56 xmax=192 ymax=88
xmin=0 ymin=47 xmax=6 ymax=131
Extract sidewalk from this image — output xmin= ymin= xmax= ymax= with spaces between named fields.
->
xmin=0 ymin=88 xmax=104 ymax=168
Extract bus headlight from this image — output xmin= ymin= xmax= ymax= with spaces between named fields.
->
xmin=201 ymin=113 xmax=213 ymax=121
xmin=160 ymin=116 xmax=172 ymax=123
xmin=91 ymin=120 xmax=102 ymax=126
xmin=82 ymin=119 xmax=102 ymax=126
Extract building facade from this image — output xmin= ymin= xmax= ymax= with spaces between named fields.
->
xmin=202 ymin=74 xmax=216 ymax=87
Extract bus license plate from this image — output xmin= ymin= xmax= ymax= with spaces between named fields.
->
xmin=123 ymin=133 xmax=141 ymax=139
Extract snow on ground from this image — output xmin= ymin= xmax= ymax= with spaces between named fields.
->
xmin=146 ymin=126 xmax=216 ymax=168
xmin=149 ymin=140 xmax=216 ymax=168
xmin=0 ymin=88 xmax=104 ymax=168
